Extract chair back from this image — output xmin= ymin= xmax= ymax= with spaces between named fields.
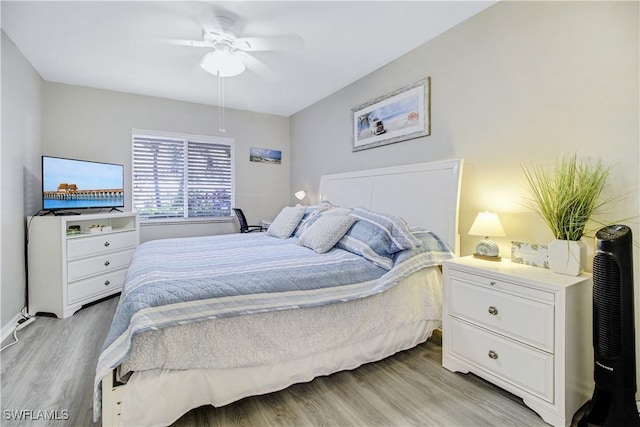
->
xmin=233 ymin=208 xmax=250 ymax=233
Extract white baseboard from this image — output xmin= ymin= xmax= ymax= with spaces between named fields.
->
xmin=1 ymin=309 xmax=24 ymax=343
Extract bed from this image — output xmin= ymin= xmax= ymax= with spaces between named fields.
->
xmin=95 ymin=159 xmax=463 ymax=427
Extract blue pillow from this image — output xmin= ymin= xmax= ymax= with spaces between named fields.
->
xmin=293 ymin=201 xmax=336 ymax=236
xmin=393 ymin=228 xmax=455 ymax=267
xmin=292 ymin=206 xmax=318 ymax=236
xmin=336 ymin=207 xmax=422 ymax=269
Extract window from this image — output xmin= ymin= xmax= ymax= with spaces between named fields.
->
xmin=132 ymin=130 xmax=234 ymax=222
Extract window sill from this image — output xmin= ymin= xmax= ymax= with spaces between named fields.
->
xmin=140 ymin=217 xmax=235 ymax=226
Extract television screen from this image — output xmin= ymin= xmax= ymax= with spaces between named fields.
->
xmin=42 ymin=156 xmax=124 ymax=211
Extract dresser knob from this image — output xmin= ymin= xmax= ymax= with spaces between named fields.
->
xmin=488 ymin=350 xmax=499 ymax=360
xmin=104 ymin=241 xmax=110 ymax=247
xmin=104 ymin=260 xmax=110 ymax=266
xmin=104 ymin=280 xmax=110 ymax=286
xmin=488 ymin=306 xmax=499 ymax=315
xmin=489 ymin=281 xmax=496 ymax=286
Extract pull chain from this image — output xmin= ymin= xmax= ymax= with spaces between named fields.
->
xmin=218 ymin=72 xmax=226 ymax=133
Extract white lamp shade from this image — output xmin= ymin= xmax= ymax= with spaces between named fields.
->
xmin=200 ymin=51 xmax=246 ymax=77
xmin=468 ymin=212 xmax=506 ymax=237
xmin=294 ymin=190 xmax=307 ymax=200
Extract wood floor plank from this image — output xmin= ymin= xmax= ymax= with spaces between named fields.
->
xmin=1 ymin=297 xmax=117 ymax=426
xmin=1 ymin=296 xmax=585 ymax=426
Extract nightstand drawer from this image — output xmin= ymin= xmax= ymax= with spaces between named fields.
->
xmin=67 ymin=249 xmax=135 ymax=282
xmin=449 ymin=318 xmax=554 ymax=403
xmin=449 ymin=268 xmax=554 ymax=302
xmin=68 ymin=268 xmax=126 ymax=304
xmin=450 ymin=278 xmax=554 ymax=352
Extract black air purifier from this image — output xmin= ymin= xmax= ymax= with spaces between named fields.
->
xmin=579 ymin=225 xmax=640 ymax=427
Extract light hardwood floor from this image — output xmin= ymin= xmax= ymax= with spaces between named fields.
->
xmin=1 ymin=296 xmax=586 ymax=426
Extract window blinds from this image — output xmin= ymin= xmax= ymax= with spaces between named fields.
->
xmin=132 ymin=133 xmax=233 ymax=221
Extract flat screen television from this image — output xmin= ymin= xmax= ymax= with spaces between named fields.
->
xmin=42 ymin=156 xmax=124 ymax=212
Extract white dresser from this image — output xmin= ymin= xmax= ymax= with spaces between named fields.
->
xmin=27 ymin=212 xmax=139 ymax=318
xmin=442 ymin=256 xmax=593 ymax=427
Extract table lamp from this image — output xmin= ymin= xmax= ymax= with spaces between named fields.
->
xmin=294 ymin=190 xmax=309 ymax=206
xmin=468 ymin=212 xmax=505 ymax=261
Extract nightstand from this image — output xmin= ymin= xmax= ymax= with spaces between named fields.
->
xmin=442 ymin=256 xmax=593 ymax=427
xmin=260 ymin=219 xmax=272 ymax=231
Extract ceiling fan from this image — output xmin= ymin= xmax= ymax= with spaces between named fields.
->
xmin=172 ymin=16 xmax=304 ymax=77
xmin=171 ymin=14 xmax=303 ymax=132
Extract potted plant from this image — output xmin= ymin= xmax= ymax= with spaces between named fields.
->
xmin=522 ymin=154 xmax=610 ymax=276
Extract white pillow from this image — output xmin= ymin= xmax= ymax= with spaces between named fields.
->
xmin=298 ymin=214 xmax=357 ymax=254
xmin=266 ymin=206 xmax=307 ymax=238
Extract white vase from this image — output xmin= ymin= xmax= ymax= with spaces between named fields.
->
xmin=548 ymin=239 xmax=587 ymax=276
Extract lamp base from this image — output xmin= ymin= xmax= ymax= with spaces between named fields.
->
xmin=473 ymin=253 xmax=502 ymax=262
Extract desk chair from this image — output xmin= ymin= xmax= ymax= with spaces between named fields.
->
xmin=233 ymin=208 xmax=263 ymax=233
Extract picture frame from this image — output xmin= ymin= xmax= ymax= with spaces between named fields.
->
xmin=250 ymin=147 xmax=282 ymax=165
xmin=352 ymin=77 xmax=430 ymax=152
xmin=511 ymin=241 xmax=549 ymax=269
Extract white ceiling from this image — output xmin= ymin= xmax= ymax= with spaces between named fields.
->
xmin=1 ymin=1 xmax=497 ymax=117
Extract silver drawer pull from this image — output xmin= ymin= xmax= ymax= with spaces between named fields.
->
xmin=488 ymin=350 xmax=499 ymax=360
xmin=104 ymin=280 xmax=110 ymax=286
xmin=104 ymin=241 xmax=110 ymax=247
xmin=488 ymin=306 xmax=499 ymax=316
xmin=489 ymin=281 xmax=496 ymax=286
xmin=104 ymin=260 xmax=110 ymax=266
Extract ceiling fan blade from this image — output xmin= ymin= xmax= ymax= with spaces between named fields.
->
xmin=234 ymin=35 xmax=304 ymax=52
xmin=240 ymin=53 xmax=279 ymax=82
xmin=168 ymin=39 xmax=210 ymax=48
xmin=201 ymin=12 xmax=243 ymax=41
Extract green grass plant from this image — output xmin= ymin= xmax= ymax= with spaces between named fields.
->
xmin=522 ymin=154 xmax=610 ymax=241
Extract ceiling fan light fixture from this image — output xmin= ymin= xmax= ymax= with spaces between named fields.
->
xmin=200 ymin=50 xmax=245 ymax=77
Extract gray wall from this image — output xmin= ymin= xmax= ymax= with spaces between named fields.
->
xmin=42 ymin=82 xmax=291 ymax=242
xmin=290 ymin=1 xmax=639 ymax=263
xmin=1 ymin=31 xmax=43 ymax=329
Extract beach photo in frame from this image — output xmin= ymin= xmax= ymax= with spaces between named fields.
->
xmin=352 ymin=77 xmax=430 ymax=152
xmin=250 ymin=147 xmax=282 ymax=164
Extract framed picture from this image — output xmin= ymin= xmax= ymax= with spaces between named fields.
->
xmin=352 ymin=77 xmax=430 ymax=152
xmin=250 ymin=147 xmax=282 ymax=165
xmin=511 ymin=241 xmax=549 ymax=269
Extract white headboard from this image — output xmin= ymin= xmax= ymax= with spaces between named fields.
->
xmin=318 ymin=159 xmax=464 ymax=255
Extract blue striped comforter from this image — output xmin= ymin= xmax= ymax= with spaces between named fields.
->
xmin=94 ymin=231 xmax=453 ymax=420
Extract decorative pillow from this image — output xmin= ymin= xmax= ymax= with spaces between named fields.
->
xmin=298 ymin=214 xmax=357 ymax=254
xmin=266 ymin=206 xmax=307 ymax=238
xmin=290 ymin=206 xmax=314 ymax=235
xmin=393 ymin=227 xmax=455 ymax=267
xmin=324 ymin=207 xmax=352 ymax=216
xmin=293 ymin=201 xmax=335 ymax=237
xmin=336 ymin=207 xmax=422 ymax=269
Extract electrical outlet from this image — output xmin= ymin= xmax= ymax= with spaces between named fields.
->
xmin=16 ymin=317 xmax=35 ymax=331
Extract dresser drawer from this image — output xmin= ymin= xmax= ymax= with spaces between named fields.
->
xmin=68 ymin=268 xmax=127 ymax=304
xmin=67 ymin=231 xmax=137 ymax=260
xmin=450 ymin=278 xmax=554 ymax=352
xmin=67 ymin=249 xmax=134 ymax=282
xmin=449 ymin=318 xmax=554 ymax=403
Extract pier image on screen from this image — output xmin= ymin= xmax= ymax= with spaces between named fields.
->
xmin=42 ymin=157 xmax=124 ymax=210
